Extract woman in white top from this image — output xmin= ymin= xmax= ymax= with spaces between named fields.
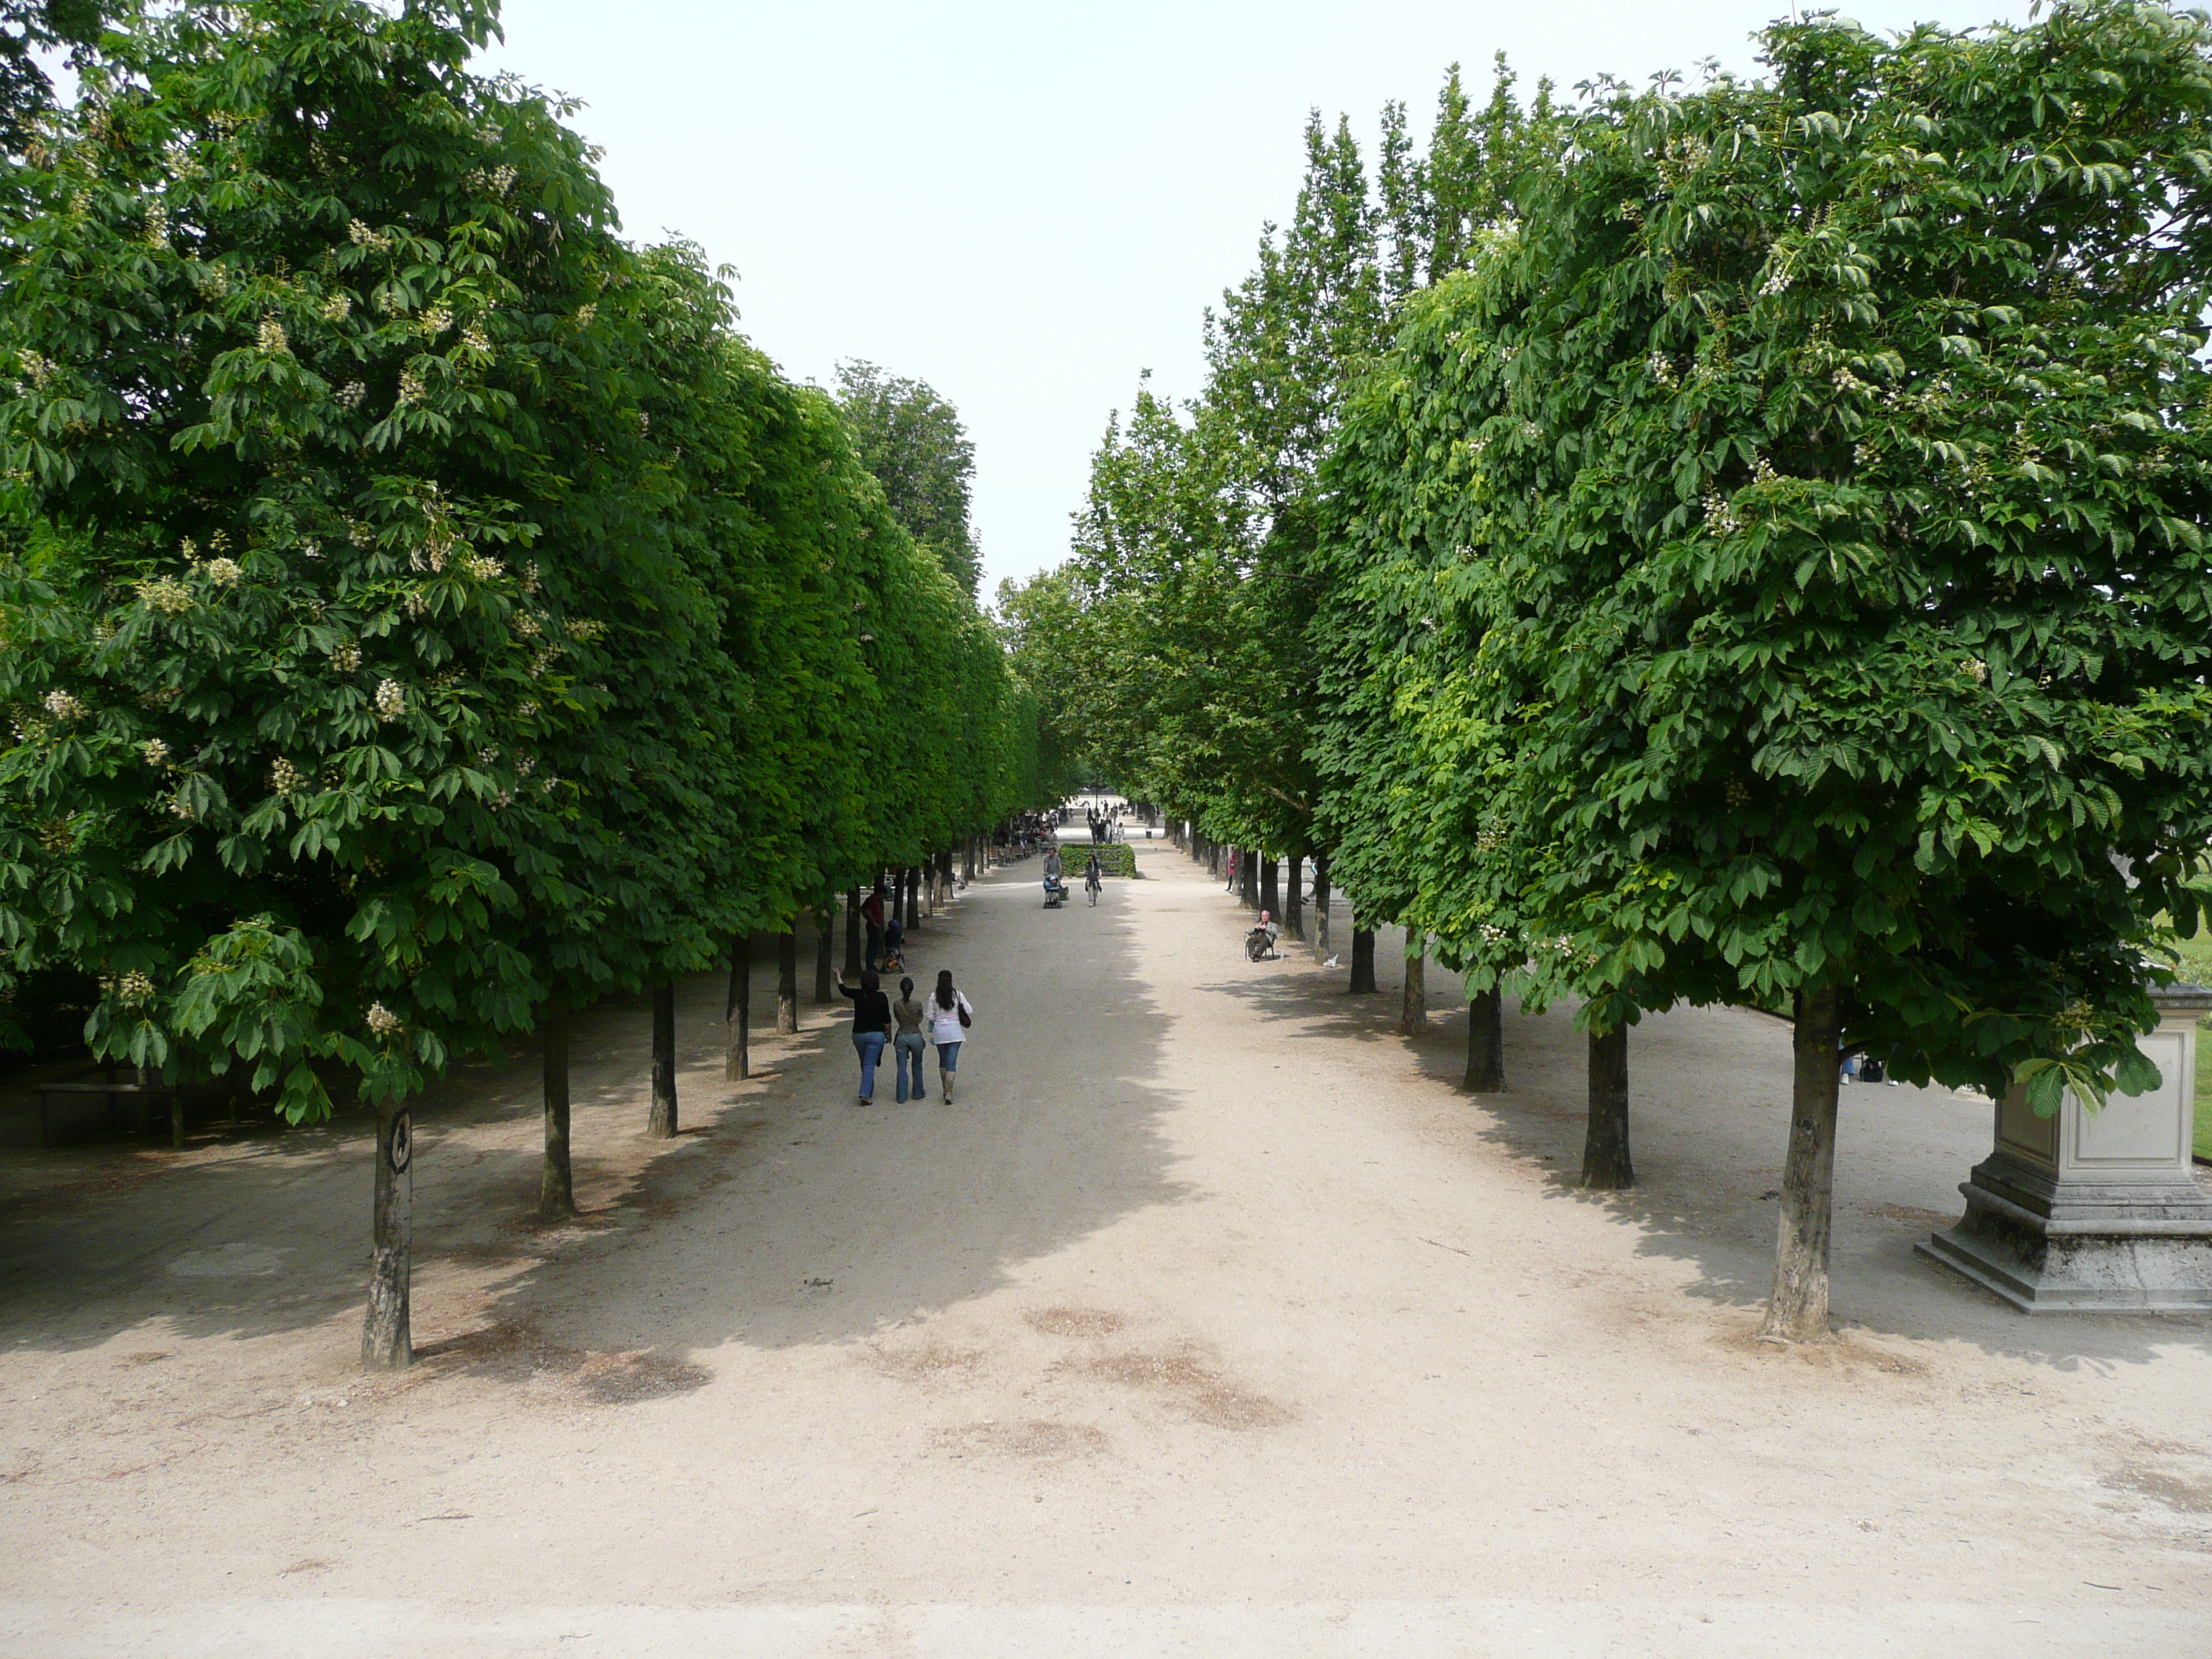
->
xmin=927 ymin=969 xmax=974 ymax=1103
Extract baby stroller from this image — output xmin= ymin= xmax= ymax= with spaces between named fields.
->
xmin=1043 ymin=874 xmax=1067 ymax=909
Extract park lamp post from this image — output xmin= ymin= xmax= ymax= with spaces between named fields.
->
xmin=1920 ymin=984 xmax=2212 ymax=1311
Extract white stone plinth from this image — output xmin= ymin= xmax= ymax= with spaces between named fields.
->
xmin=1918 ymin=984 xmax=2212 ymax=1312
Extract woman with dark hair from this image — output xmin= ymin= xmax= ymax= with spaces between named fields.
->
xmin=891 ymin=976 xmax=928 ymax=1102
xmin=927 ymin=968 xmax=974 ymax=1103
xmin=835 ymin=968 xmax=894 ymax=1104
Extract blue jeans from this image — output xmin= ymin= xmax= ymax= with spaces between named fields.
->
xmin=936 ymin=1040 xmax=961 ymax=1079
xmin=895 ymin=1033 xmax=927 ymax=1100
xmin=853 ymin=1031 xmax=886 ymax=1098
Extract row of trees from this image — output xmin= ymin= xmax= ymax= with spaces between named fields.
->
xmin=0 ymin=0 xmax=1056 ymax=1365
xmin=1016 ymin=3 xmax=2212 ymax=1341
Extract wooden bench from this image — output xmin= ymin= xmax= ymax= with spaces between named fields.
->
xmin=35 ymin=1067 xmax=233 ymax=1149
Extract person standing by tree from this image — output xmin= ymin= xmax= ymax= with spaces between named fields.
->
xmin=927 ymin=969 xmax=974 ymax=1104
xmin=891 ymin=976 xmax=929 ymax=1102
xmin=835 ymin=970 xmax=894 ymax=1105
xmin=860 ymin=885 xmax=887 ymax=972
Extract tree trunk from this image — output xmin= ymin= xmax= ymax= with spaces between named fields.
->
xmin=776 ymin=929 xmax=799 ymax=1034
xmin=539 ymin=996 xmax=576 ymax=1215
xmin=903 ymin=865 xmax=920 ymax=931
xmin=1206 ymin=839 xmax=1220 ymax=878
xmin=1400 ymin=940 xmax=1427 ymax=1035
xmin=1260 ymin=852 xmax=1280 ymax=921
xmin=813 ymin=908 xmax=834 ymax=1003
xmin=1349 ymin=926 xmax=1377 ymax=994
xmin=870 ymin=870 xmax=889 ymax=965
xmin=648 ymin=979 xmax=678 ymax=1139
xmin=1239 ymin=846 xmax=1259 ymax=909
xmin=843 ymin=887 xmax=861 ymax=978
xmin=361 ymin=1101 xmax=413 ymax=1371
xmin=1583 ymin=1020 xmax=1632 ymax=1189
xmin=1762 ymin=986 xmax=1843 ymax=1342
xmin=1285 ymin=853 xmax=1304 ymax=940
xmin=1463 ymin=986 xmax=1504 ymax=1092
xmin=725 ymin=938 xmax=750 ymax=1082
xmin=1313 ymin=852 xmax=1333 ymax=961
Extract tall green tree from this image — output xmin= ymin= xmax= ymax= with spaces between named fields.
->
xmin=1318 ymin=1 xmax=2212 ymax=1340
xmin=992 ymin=564 xmax=1084 ymax=797
xmin=0 ymin=0 xmax=1047 ymax=1367
xmin=833 ymin=359 xmax=980 ymax=599
xmin=1064 ymin=65 xmax=1555 ymax=942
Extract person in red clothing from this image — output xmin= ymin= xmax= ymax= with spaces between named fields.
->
xmin=859 ymin=886 xmax=886 ymax=971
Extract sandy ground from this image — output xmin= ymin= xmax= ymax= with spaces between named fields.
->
xmin=1 ymin=835 xmax=2209 ymax=1657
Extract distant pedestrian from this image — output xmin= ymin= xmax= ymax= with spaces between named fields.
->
xmin=835 ymin=968 xmax=893 ymax=1104
xmin=927 ymin=968 xmax=974 ymax=1104
xmin=1224 ymin=846 xmax=1238 ymax=892
xmin=860 ymin=886 xmax=886 ymax=971
xmin=892 ymin=976 xmax=928 ymax=1102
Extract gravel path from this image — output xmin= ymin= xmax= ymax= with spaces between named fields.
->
xmin=1 ymin=836 xmax=2208 ymax=1655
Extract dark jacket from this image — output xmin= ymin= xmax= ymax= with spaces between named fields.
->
xmin=836 ymin=981 xmax=893 ymax=1035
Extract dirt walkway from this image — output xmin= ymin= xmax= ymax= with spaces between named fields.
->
xmin=1 ymin=839 xmax=2208 ymax=1656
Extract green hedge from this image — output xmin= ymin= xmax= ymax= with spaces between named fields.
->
xmin=1060 ymin=842 xmax=1138 ymax=878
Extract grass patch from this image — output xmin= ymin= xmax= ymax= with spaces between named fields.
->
xmin=2195 ymin=1036 xmax=2211 ymax=1164
xmin=2156 ymin=923 xmax=2212 ymax=1161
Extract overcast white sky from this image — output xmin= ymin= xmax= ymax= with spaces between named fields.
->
xmin=480 ymin=1 xmax=2031 ymax=598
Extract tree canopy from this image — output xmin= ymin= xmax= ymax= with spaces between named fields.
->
xmin=833 ymin=358 xmax=981 ymax=600
xmin=1311 ymin=0 xmax=2212 ymax=1336
xmin=1032 ymin=2 xmax=2212 ymax=1340
xmin=0 ymin=0 xmax=1051 ymax=1125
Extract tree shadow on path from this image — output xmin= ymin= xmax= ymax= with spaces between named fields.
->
xmin=0 ymin=871 xmax=1191 ymax=1399
xmin=1198 ymin=955 xmax=2212 ymax=1376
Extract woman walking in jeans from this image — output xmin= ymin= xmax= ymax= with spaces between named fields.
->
xmin=835 ymin=968 xmax=894 ymax=1103
xmin=927 ymin=969 xmax=974 ymax=1103
xmin=891 ymin=976 xmax=928 ymax=1102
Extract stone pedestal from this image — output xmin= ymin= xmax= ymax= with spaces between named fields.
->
xmin=1918 ymin=985 xmax=2212 ymax=1312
